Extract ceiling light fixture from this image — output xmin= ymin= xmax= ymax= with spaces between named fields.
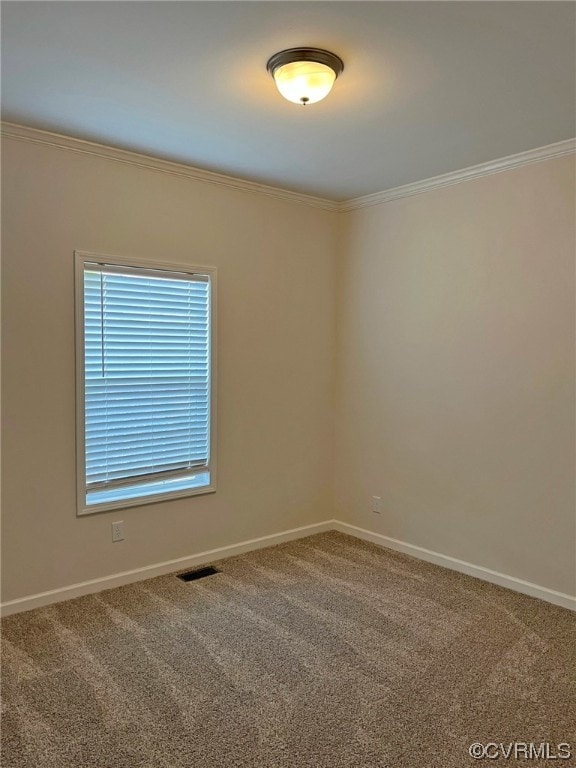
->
xmin=266 ymin=48 xmax=344 ymax=106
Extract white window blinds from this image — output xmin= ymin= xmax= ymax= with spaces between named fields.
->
xmin=83 ymin=262 xmax=211 ymax=500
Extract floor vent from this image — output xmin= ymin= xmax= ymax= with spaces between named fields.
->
xmin=177 ymin=566 xmax=220 ymax=582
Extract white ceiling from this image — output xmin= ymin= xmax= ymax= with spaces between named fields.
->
xmin=2 ymin=2 xmax=574 ymax=201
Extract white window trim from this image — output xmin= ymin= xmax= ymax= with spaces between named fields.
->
xmin=74 ymin=250 xmax=217 ymax=516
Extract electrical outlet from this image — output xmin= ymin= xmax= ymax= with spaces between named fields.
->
xmin=111 ymin=521 xmax=124 ymax=542
xmin=371 ymin=496 xmax=382 ymax=514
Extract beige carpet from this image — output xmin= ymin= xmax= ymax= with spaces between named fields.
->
xmin=2 ymin=531 xmax=575 ymax=767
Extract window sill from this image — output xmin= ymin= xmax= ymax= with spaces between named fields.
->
xmin=77 ymin=472 xmax=215 ymax=516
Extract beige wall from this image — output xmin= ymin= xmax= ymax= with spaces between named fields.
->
xmin=2 ymin=137 xmax=574 ymax=605
xmin=335 ymin=156 xmax=575 ymax=595
xmin=1 ymin=138 xmax=337 ymax=602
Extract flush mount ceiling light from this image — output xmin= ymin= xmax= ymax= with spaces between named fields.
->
xmin=266 ymin=48 xmax=344 ymax=106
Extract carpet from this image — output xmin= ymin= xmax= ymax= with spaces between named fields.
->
xmin=2 ymin=531 xmax=575 ymax=767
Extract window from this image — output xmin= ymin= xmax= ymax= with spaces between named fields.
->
xmin=75 ymin=252 xmax=216 ymax=515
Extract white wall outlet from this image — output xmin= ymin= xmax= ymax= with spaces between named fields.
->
xmin=111 ymin=521 xmax=124 ymax=542
xmin=371 ymin=496 xmax=382 ymax=514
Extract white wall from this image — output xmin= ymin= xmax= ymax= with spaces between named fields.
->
xmin=335 ymin=156 xmax=576 ymax=595
xmin=1 ymin=138 xmax=336 ymax=602
xmin=2 ymin=135 xmax=574 ymax=606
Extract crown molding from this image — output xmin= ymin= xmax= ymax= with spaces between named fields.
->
xmin=0 ymin=122 xmax=339 ymax=212
xmin=340 ymin=138 xmax=576 ymax=212
xmin=2 ymin=122 xmax=574 ymax=214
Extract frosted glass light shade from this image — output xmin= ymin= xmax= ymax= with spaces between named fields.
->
xmin=273 ymin=61 xmax=336 ymax=105
xmin=266 ymin=48 xmax=344 ymax=106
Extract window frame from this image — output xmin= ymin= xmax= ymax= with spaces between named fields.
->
xmin=74 ymin=251 xmax=217 ymax=516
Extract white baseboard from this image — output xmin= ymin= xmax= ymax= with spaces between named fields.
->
xmin=332 ymin=521 xmax=576 ymax=612
xmin=2 ymin=519 xmax=574 ymax=616
xmin=0 ymin=521 xmax=334 ymax=617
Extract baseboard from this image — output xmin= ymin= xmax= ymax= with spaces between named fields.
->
xmin=3 ymin=519 xmax=574 ymax=616
xmin=0 ymin=520 xmax=334 ymax=617
xmin=332 ymin=521 xmax=576 ymax=612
